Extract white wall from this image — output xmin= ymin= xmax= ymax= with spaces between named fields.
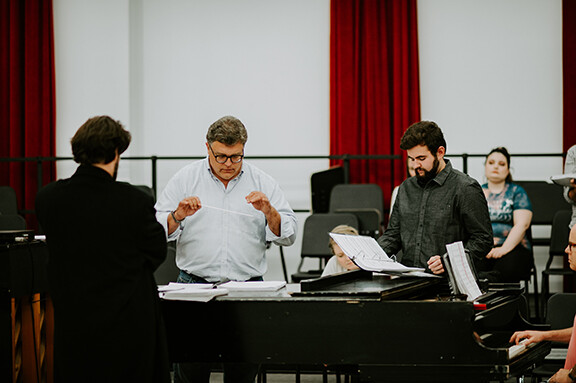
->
xmin=417 ymin=0 xmax=564 ymax=294
xmin=53 ymin=0 xmax=565 ymax=289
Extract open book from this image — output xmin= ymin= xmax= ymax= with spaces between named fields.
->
xmin=329 ymin=233 xmax=424 ymax=274
xmin=443 ymin=241 xmax=483 ymax=301
xmin=550 ymin=173 xmax=576 ymax=187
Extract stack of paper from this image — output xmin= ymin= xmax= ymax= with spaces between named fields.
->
xmin=219 ymin=281 xmax=286 ymax=291
xmin=158 ymin=283 xmax=228 ymax=302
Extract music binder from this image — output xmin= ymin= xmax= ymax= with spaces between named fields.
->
xmin=329 ymin=233 xmax=424 ymax=274
xmin=443 ymin=241 xmax=483 ymax=301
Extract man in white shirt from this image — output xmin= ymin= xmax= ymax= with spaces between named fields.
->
xmin=155 ymin=115 xmax=297 ymax=383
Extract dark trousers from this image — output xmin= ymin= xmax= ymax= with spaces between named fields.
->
xmin=173 ymin=270 xmax=261 ymax=383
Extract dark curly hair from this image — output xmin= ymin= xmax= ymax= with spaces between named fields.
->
xmin=400 ymin=121 xmax=446 ymax=155
xmin=71 ymin=116 xmax=131 ymax=165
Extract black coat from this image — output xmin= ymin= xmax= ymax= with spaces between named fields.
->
xmin=36 ymin=165 xmax=170 ymax=383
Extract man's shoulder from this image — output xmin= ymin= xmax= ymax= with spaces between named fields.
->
xmin=114 ymin=182 xmax=155 ymax=204
xmin=242 ymin=161 xmax=278 ymax=183
xmin=445 ymin=166 xmax=480 ymax=187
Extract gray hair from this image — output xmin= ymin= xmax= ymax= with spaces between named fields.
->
xmin=206 ymin=116 xmax=248 ymax=146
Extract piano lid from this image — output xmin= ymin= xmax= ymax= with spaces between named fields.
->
xmin=295 ymin=269 xmax=443 ymax=300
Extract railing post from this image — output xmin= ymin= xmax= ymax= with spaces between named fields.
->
xmin=462 ymin=153 xmax=468 ymax=174
xmin=342 ymin=154 xmax=350 ymax=183
xmin=37 ymin=157 xmax=43 ymax=188
xmin=151 ymin=156 xmax=158 ymax=200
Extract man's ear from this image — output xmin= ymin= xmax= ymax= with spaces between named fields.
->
xmin=436 ymin=146 xmax=446 ymax=160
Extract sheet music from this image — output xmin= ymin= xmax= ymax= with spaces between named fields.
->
xmin=159 ymin=283 xmax=229 ymax=302
xmin=550 ymin=173 xmax=576 ymax=187
xmin=219 ymin=281 xmax=286 ymax=291
xmin=446 ymin=241 xmax=482 ymax=301
xmin=329 ymin=233 xmax=424 ymax=273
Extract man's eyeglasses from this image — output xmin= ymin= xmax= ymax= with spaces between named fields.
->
xmin=569 ymin=243 xmax=576 ymax=251
xmin=209 ymin=144 xmax=244 ymax=164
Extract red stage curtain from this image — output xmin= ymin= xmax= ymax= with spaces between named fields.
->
xmin=330 ymin=0 xmax=420 ymax=213
xmin=0 ymin=0 xmax=56 ymax=227
xmin=563 ymin=0 xmax=576 ymax=153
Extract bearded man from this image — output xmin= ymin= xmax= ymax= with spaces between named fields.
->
xmin=377 ymin=121 xmax=493 ymax=275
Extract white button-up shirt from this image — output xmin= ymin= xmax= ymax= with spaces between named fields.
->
xmin=155 ymin=158 xmax=297 ymax=282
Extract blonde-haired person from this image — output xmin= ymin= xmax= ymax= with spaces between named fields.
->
xmin=321 ymin=225 xmax=360 ymax=277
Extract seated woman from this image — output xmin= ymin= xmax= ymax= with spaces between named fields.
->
xmin=321 ymin=225 xmax=360 ymax=277
xmin=478 ymin=147 xmax=533 ymax=283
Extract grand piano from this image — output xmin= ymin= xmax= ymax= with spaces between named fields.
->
xmin=162 ymin=270 xmax=551 ymax=382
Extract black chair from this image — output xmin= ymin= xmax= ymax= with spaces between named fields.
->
xmin=154 ymin=241 xmax=180 ymax=285
xmin=310 ymin=167 xmax=345 ymax=213
xmin=523 ymin=226 xmax=540 ymax=321
xmin=0 ymin=214 xmax=26 ymax=230
xmin=528 ymin=293 xmax=576 ymax=382
xmin=516 ymin=181 xmax=569 ymax=247
xmin=0 ymin=186 xmax=19 ymax=215
xmin=332 ymin=208 xmax=381 ymax=238
xmin=541 ymin=210 xmax=574 ymax=315
xmin=328 ymin=184 xmax=384 ymax=235
xmin=290 ymin=213 xmax=359 ymax=283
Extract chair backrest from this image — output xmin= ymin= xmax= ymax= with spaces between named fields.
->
xmin=546 ymin=293 xmax=576 ymax=330
xmin=515 ymin=181 xmax=568 ymax=225
xmin=549 ymin=210 xmax=572 ymax=256
xmin=0 ymin=214 xmax=27 ymax=230
xmin=301 ymin=213 xmax=359 ymax=258
xmin=154 ymin=241 xmax=180 ymax=285
xmin=332 ymin=208 xmax=381 ymax=238
xmin=328 ymin=184 xmax=384 ymax=224
xmin=310 ymin=167 xmax=345 ymax=213
xmin=0 ymin=186 xmax=19 ymax=215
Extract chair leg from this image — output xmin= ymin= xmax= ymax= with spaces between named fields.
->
xmin=532 ymin=270 xmax=540 ymax=321
xmin=278 ymin=246 xmax=288 ymax=282
xmin=541 ymin=273 xmax=549 ymax=319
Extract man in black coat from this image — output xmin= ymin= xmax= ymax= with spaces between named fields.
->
xmin=36 ymin=116 xmax=170 ymax=382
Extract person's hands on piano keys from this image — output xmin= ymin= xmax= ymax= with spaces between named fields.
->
xmin=509 ymin=330 xmax=546 ymax=346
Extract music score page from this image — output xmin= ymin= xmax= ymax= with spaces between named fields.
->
xmin=329 ymin=233 xmax=424 ymax=273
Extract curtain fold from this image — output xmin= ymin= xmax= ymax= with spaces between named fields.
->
xmin=563 ymin=0 xmax=576 ymax=153
xmin=0 ymin=0 xmax=56 ymax=228
xmin=330 ymin=0 xmax=420 ymax=214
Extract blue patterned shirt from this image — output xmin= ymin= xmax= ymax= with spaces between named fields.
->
xmin=482 ymin=182 xmax=532 ymax=250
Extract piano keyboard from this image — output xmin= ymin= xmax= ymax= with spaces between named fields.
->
xmin=508 ymin=339 xmax=536 ymax=359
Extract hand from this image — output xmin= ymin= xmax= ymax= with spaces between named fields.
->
xmin=245 ymin=191 xmax=272 ymax=215
xmin=486 ymin=247 xmax=506 ymax=259
xmin=509 ymin=330 xmax=545 ymax=346
xmin=548 ymin=368 xmax=572 ymax=383
xmin=175 ymin=196 xmax=202 ymax=219
xmin=427 ymin=255 xmax=444 ymax=274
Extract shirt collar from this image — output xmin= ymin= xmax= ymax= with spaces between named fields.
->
xmin=203 ymin=157 xmax=245 ymax=183
xmin=74 ymin=164 xmax=114 ymax=181
xmin=431 ymin=158 xmax=452 ymax=186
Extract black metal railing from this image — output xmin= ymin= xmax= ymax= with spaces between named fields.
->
xmin=0 ymin=152 xmax=567 ymax=214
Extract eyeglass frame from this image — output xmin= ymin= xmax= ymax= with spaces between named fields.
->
xmin=568 ymin=242 xmax=576 ymax=251
xmin=208 ymin=143 xmax=244 ymax=164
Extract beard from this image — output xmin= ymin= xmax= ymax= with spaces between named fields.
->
xmin=416 ymin=156 xmax=440 ymax=187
